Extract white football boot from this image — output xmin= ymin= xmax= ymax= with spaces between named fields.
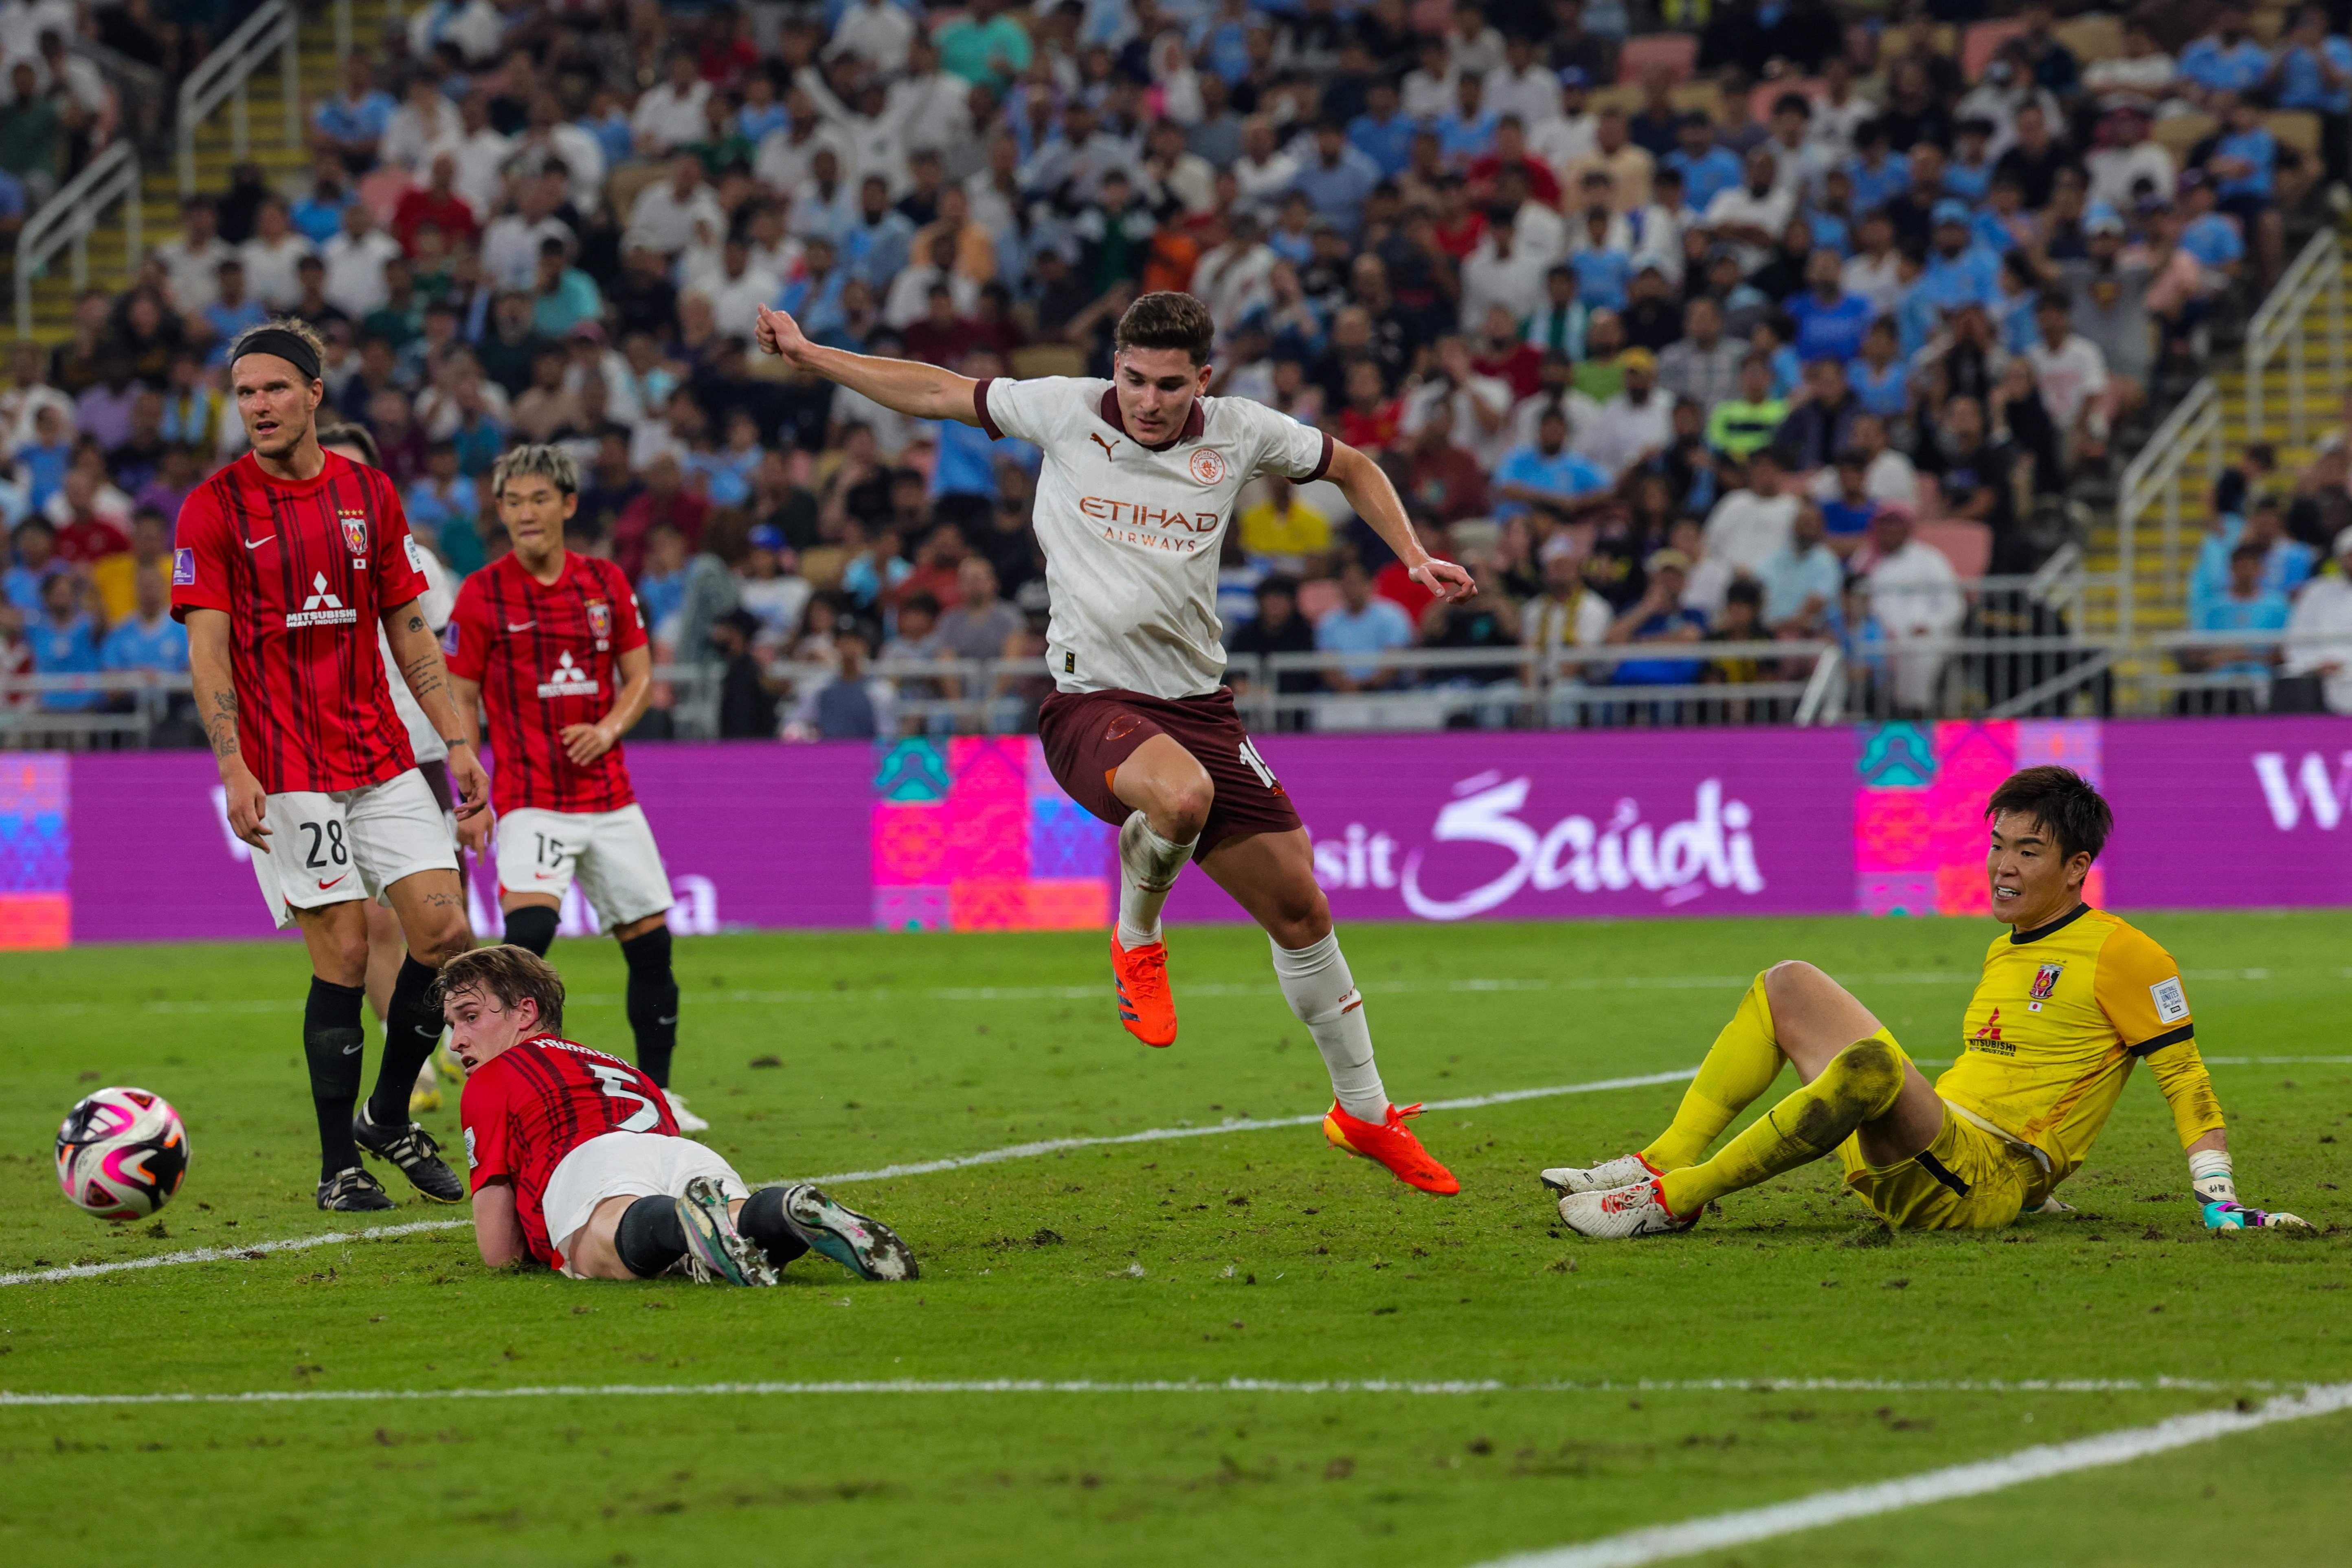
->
xmin=665 ymin=1091 xmax=711 ymax=1132
xmin=1557 ymin=1177 xmax=1699 ymax=1239
xmin=1539 ymin=1153 xmax=1661 ymax=1195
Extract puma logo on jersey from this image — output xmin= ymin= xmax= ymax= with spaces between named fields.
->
xmin=1089 ymin=433 xmax=1121 ymax=462
xmin=286 ymin=571 xmax=358 ymax=628
xmin=536 ymin=650 xmax=600 ymax=699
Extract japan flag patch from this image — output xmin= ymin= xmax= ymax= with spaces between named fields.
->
xmin=2150 ymin=976 xmax=2189 ymax=1025
xmin=171 ymin=547 xmax=194 ymax=586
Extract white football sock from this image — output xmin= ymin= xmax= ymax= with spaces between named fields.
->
xmin=1116 ymin=810 xmax=1195 ymax=949
xmin=1270 ymin=930 xmax=1388 ymax=1122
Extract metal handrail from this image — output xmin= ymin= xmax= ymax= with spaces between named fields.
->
xmin=2115 ymin=377 xmax=2222 ymax=646
xmin=2242 ymin=228 xmax=2344 ymax=448
xmin=13 ymin=143 xmax=143 ymax=338
xmin=177 ymin=0 xmax=300 ymax=198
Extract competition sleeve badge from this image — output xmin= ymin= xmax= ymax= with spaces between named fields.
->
xmin=171 ymin=547 xmax=194 ymax=586
xmin=338 ymin=509 xmax=369 ymax=556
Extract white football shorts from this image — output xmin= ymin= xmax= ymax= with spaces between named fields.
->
xmin=253 ymin=769 xmax=458 ymax=930
xmin=495 ymin=804 xmax=675 ymax=933
xmin=542 ymin=1130 xmax=748 ymax=1277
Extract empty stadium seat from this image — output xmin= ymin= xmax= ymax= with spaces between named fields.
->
xmin=1916 ymin=519 xmax=1993 ymax=581
xmin=1616 ymin=32 xmax=1698 ymax=86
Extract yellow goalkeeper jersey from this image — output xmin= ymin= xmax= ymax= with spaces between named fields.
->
xmin=1937 ymin=903 xmax=2226 ymax=1183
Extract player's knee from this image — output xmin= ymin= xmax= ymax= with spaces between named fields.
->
xmin=1159 ymin=775 xmax=1214 ymax=841
xmin=1826 ymin=1035 xmax=1905 ymax=1119
xmin=1264 ymin=880 xmax=1332 ymax=950
xmin=411 ymin=920 xmax=473 ymax=969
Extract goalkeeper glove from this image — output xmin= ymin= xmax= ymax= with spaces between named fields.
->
xmin=2203 ymin=1200 xmax=2312 ymax=1231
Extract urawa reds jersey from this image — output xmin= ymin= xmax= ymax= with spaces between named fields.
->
xmin=446 ymin=551 xmax=649 ymax=815
xmin=169 ymin=451 xmax=431 ymax=793
xmin=460 ymin=1034 xmax=680 ymax=1267
xmin=973 ymin=377 xmax=1332 ymax=700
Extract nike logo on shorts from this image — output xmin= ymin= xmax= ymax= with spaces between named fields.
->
xmin=244 ymin=535 xmax=275 ymax=549
xmin=317 ymin=874 xmax=348 ymax=890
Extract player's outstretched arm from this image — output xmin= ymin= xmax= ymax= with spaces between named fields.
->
xmin=1326 ymin=439 xmax=1476 ymax=603
xmin=754 ymin=304 xmax=983 ymax=425
xmin=472 ymin=1179 xmax=529 ymax=1267
xmin=2155 ymin=1052 xmax=2314 ymax=1230
xmin=383 ymin=597 xmax=491 ymax=820
xmin=448 ymin=672 xmax=492 ymax=855
xmin=186 ymin=608 xmax=269 ymax=850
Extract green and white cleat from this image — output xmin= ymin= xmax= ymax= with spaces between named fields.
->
xmin=781 ymin=1184 xmax=919 ymax=1282
xmin=676 ymin=1176 xmax=776 ymax=1286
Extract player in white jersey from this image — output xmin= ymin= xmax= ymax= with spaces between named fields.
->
xmin=757 ymin=291 xmax=1471 ymax=1195
xmin=321 ymin=423 xmax=470 ymax=1115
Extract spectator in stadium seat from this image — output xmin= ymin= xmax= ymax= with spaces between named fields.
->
xmin=1702 ymin=446 xmax=1799 ymax=580
xmin=1758 ymin=499 xmax=1843 ymax=637
xmin=2183 ymin=542 xmax=2291 ymax=704
xmin=635 ymin=49 xmax=714 ymax=159
xmin=1665 ymin=114 xmax=1742 ymax=216
xmin=1605 ymin=547 xmax=1709 ymax=689
xmin=0 ymin=59 xmax=58 ymax=205
xmin=615 ymin=455 xmax=711 ymax=582
xmin=933 ymin=556 xmax=1023 ymax=664
xmin=1861 ymin=504 xmax=1965 ymax=714
xmin=1658 ymin=296 xmax=1743 ymax=415
xmin=26 ymin=571 xmax=98 ymax=711
xmin=785 ymin=624 xmax=894 ymax=741
xmin=1787 ymin=248 xmax=1875 ymax=367
xmin=2181 ymin=4 xmax=2274 ymax=106
xmin=2282 ymin=526 xmax=2352 ymax=713
xmin=1317 ymin=556 xmax=1416 ymax=694
xmin=1581 ymin=349 xmax=1677 ymax=482
xmin=2192 ymin=496 xmax=2316 ymax=619
xmin=394 ymin=153 xmax=481 ymax=255
xmin=1773 ymin=358 xmax=1861 ymax=476
xmin=711 ymin=608 xmax=781 ymax=739
xmin=1706 ymin=352 xmax=1787 ymax=460
xmin=405 ymin=439 xmax=485 ymax=575
xmin=628 ymin=157 xmax=726 ymax=261
xmin=1494 ymin=405 xmax=1611 ymax=524
xmin=3 ymin=516 xmax=56 ymax=613
xmin=100 ymin=561 xmax=185 ymax=677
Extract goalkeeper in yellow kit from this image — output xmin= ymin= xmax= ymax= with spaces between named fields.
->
xmin=1548 ymin=765 xmax=2313 ymax=1238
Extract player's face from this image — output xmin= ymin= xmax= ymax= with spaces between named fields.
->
xmin=1985 ymin=810 xmax=2090 ymax=928
xmin=498 ymin=475 xmax=579 ymax=559
xmin=1113 ymin=345 xmax=1212 ymax=446
xmin=443 ymin=986 xmax=540 ymax=1072
xmin=231 ymin=355 xmax=323 ymax=459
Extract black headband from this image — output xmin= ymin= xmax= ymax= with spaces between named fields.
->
xmin=230 ymin=327 xmax=321 ymax=383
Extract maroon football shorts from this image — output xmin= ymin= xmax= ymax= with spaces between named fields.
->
xmin=1036 ymin=685 xmax=1302 ymax=861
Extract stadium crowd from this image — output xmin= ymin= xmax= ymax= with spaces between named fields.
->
xmin=5 ymin=0 xmax=2352 ymax=733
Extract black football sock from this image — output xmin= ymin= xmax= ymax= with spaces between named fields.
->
xmin=503 ymin=904 xmax=558 ymax=957
xmin=620 ymin=925 xmax=680 ymax=1089
xmin=735 ymin=1186 xmax=812 ymax=1270
xmin=303 ymin=977 xmax=367 ymax=1180
xmin=615 ymin=1195 xmax=689 ymax=1279
xmin=366 ymin=956 xmax=444 ymax=1129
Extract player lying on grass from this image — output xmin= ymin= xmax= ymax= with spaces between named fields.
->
xmin=439 ymin=944 xmax=916 ymax=1285
xmin=1546 ymin=765 xmax=2313 ymax=1238
xmin=755 ymin=290 xmax=1472 ymax=1196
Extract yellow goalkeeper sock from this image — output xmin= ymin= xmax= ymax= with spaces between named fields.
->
xmin=1659 ymin=1031 xmax=1910 ymax=1214
xmin=1640 ymin=971 xmax=1787 ymax=1172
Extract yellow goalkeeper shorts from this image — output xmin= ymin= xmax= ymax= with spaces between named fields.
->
xmin=1836 ymin=1105 xmax=2051 ymax=1231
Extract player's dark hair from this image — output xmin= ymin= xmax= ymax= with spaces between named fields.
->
xmin=432 ymin=944 xmax=566 ymax=1036
xmin=317 ymin=421 xmax=380 ymax=467
xmin=1985 ymin=766 xmax=2113 ymax=865
xmin=1113 ymin=291 xmax=1216 ymax=367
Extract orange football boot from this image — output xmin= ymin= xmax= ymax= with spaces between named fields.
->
xmin=1111 ymin=931 xmax=1178 ymax=1047
xmin=1322 ymin=1102 xmax=1460 ymax=1195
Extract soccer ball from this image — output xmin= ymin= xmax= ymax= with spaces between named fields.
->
xmin=55 ymin=1087 xmax=190 ymax=1219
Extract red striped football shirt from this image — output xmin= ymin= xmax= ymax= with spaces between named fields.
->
xmin=459 ymin=1034 xmax=679 ymax=1268
xmin=445 ymin=551 xmax=648 ymax=815
xmin=169 ymin=451 xmax=431 ymax=793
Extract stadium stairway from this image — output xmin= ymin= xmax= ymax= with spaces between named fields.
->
xmin=15 ymin=1 xmax=383 ymax=344
xmin=2082 ymin=248 xmax=2352 ymax=703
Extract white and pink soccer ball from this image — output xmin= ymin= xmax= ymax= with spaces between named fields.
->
xmin=55 ymin=1087 xmax=189 ymax=1219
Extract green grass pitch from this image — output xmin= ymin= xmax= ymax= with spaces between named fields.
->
xmin=2 ymin=913 xmax=2348 ymax=1566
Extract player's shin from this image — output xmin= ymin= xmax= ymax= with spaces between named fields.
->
xmin=503 ymin=904 xmax=558 ymax=957
xmin=1271 ymin=930 xmax=1388 ymax=1122
xmin=368 ymin=955 xmax=446 ymax=1128
xmin=733 ymin=1186 xmax=813 ymax=1269
xmin=1658 ymin=1032 xmax=1909 ymax=1214
xmin=621 ymin=925 xmax=680 ymax=1088
xmin=615 ymin=1195 xmax=689 ymax=1279
xmin=303 ymin=977 xmax=368 ymax=1179
xmin=1117 ymin=810 xmax=1195 ymax=949
xmin=1641 ymin=969 xmax=1789 ymax=1172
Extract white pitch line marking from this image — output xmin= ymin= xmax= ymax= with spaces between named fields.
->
xmin=1470 ymin=1381 xmax=2352 ymax=1568
xmin=12 ymin=962 xmax=2341 ymax=1021
xmin=3 ymin=1054 xmax=2340 ymax=1289
xmin=0 ymin=1376 xmax=2310 ymax=1409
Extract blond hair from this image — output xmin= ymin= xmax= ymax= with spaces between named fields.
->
xmin=491 ymin=442 xmax=580 ymax=499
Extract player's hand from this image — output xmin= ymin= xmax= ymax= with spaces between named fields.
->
xmin=1412 ymin=558 xmax=1477 ymax=604
xmin=448 ymin=744 xmax=492 ymax=821
xmin=457 ymin=804 xmax=493 ymax=858
xmin=561 ymin=720 xmax=617 ymax=767
xmin=754 ymin=304 xmax=807 ymax=365
xmin=221 ymin=764 xmax=269 ymax=851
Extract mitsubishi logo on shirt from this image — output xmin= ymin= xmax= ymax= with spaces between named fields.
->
xmin=285 ymin=571 xmax=358 ymax=628
xmin=537 ymin=649 xmax=600 ymax=699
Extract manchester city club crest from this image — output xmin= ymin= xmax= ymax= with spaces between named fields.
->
xmin=338 ymin=509 xmax=368 ymax=556
xmin=586 ymin=600 xmax=611 ymax=640
xmin=2029 ymin=962 xmax=2064 ymax=1001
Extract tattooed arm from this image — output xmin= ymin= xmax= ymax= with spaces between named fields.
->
xmin=186 ymin=608 xmax=270 ymax=850
xmin=382 ymin=597 xmax=491 ymax=821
